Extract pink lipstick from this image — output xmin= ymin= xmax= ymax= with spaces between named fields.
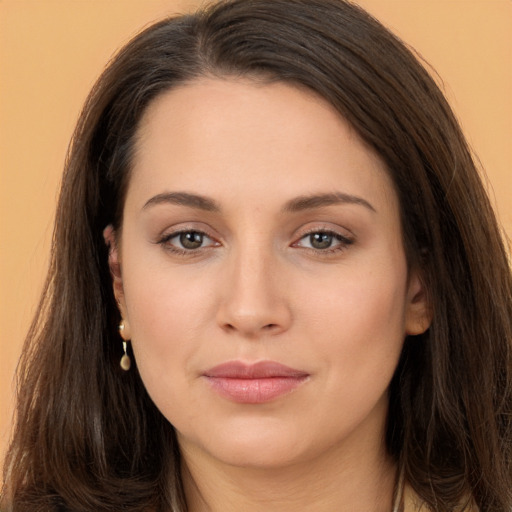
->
xmin=203 ymin=361 xmax=309 ymax=404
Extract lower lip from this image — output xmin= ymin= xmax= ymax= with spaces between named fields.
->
xmin=205 ymin=376 xmax=308 ymax=404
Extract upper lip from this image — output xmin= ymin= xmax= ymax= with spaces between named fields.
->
xmin=203 ymin=360 xmax=309 ymax=379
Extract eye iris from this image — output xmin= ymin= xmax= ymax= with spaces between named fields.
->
xmin=180 ymin=232 xmax=203 ymax=249
xmin=310 ymin=232 xmax=333 ymax=249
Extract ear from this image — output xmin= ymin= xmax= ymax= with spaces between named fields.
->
xmin=404 ymin=269 xmax=432 ymax=336
xmin=103 ymin=224 xmax=132 ymax=339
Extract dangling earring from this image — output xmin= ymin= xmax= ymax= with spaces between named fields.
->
xmin=119 ymin=321 xmax=131 ymax=371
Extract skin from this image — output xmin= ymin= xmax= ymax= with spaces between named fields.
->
xmin=106 ymin=78 xmax=430 ymax=511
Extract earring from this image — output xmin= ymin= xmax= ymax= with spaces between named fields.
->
xmin=119 ymin=322 xmax=131 ymax=371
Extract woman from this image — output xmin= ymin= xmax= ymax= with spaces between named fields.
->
xmin=2 ymin=0 xmax=511 ymax=510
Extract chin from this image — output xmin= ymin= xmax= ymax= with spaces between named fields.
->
xmin=178 ymin=416 xmax=314 ymax=469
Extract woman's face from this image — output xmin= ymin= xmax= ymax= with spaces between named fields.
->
xmin=109 ymin=78 xmax=429 ymax=469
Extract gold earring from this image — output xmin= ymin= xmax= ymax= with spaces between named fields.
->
xmin=119 ymin=322 xmax=131 ymax=371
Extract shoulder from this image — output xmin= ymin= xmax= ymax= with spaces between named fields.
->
xmin=403 ymin=483 xmax=479 ymax=512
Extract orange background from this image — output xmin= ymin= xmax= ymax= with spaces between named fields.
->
xmin=1 ymin=0 xmax=511 ymax=470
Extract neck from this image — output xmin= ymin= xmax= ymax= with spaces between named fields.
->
xmin=180 ymin=420 xmax=397 ymax=512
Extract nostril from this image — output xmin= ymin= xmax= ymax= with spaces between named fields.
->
xmin=221 ymin=322 xmax=281 ymax=335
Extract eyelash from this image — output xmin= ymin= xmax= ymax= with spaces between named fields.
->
xmin=292 ymin=228 xmax=354 ymax=254
xmin=157 ymin=229 xmax=219 ymax=256
xmin=157 ymin=228 xmax=354 ymax=256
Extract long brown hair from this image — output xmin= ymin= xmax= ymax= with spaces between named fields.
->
xmin=3 ymin=1 xmax=511 ymax=510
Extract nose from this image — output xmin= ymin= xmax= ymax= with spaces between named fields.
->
xmin=216 ymin=246 xmax=292 ymax=338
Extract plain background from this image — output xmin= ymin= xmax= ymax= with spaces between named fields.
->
xmin=1 ymin=0 xmax=511 ymax=471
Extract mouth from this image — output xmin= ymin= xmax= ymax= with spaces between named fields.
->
xmin=202 ymin=361 xmax=310 ymax=404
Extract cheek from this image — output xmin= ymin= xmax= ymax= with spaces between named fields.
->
xmin=285 ymin=270 xmax=408 ymax=448
xmin=119 ymin=228 xmax=410 ymax=439
xmin=300 ymin=260 xmax=408 ymax=339
xmin=295 ymin=257 xmax=409 ymax=391
xmin=126 ymin=271 xmax=213 ymax=339
xmin=120 ymin=254 xmax=218 ymax=405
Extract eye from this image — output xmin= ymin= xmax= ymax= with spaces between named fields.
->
xmin=294 ymin=230 xmax=353 ymax=252
xmin=159 ymin=230 xmax=218 ymax=252
xmin=178 ymin=231 xmax=206 ymax=250
xmin=306 ymin=232 xmax=336 ymax=250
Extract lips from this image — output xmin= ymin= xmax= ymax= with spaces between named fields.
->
xmin=203 ymin=361 xmax=309 ymax=404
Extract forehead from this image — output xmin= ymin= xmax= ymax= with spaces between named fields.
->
xmin=128 ymin=78 xmax=397 ymax=214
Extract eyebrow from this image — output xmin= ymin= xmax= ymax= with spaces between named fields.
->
xmin=282 ymin=192 xmax=376 ymax=213
xmin=142 ymin=191 xmax=376 ymax=214
xmin=143 ymin=192 xmax=221 ymax=212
